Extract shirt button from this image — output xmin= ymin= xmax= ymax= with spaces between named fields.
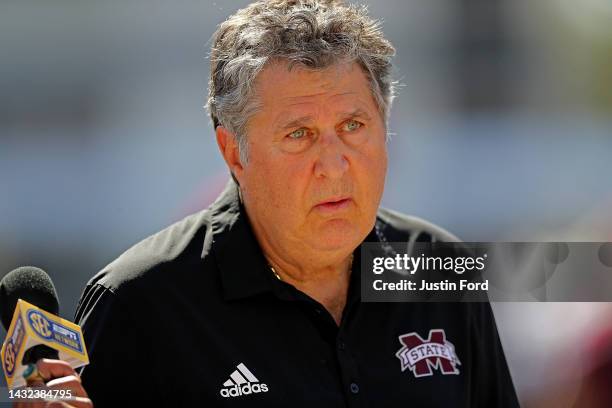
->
xmin=350 ymin=382 xmax=360 ymax=394
xmin=338 ymin=341 xmax=346 ymax=350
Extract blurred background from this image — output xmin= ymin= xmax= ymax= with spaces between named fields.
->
xmin=1 ymin=0 xmax=611 ymax=406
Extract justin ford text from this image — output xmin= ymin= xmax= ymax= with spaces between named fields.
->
xmin=371 ymin=253 xmax=489 ymax=292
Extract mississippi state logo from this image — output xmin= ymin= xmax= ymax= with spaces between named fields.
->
xmin=395 ymin=329 xmax=461 ymax=377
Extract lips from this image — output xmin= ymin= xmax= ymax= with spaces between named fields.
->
xmin=317 ymin=196 xmax=350 ymax=206
xmin=313 ymin=197 xmax=353 ymax=214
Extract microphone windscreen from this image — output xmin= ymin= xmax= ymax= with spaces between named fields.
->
xmin=0 ymin=266 xmax=60 ymax=330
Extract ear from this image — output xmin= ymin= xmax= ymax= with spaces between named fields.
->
xmin=215 ymin=126 xmax=245 ymax=183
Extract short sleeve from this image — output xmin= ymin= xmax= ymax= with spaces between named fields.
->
xmin=74 ymin=284 xmax=162 ymax=407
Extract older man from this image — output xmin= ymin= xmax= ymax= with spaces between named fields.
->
xmin=69 ymin=0 xmax=519 ymax=406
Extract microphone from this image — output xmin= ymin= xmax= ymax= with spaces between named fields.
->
xmin=1 ymin=267 xmax=60 ymax=364
xmin=0 ymin=266 xmax=89 ymax=389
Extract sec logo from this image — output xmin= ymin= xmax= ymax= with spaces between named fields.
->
xmin=27 ymin=310 xmax=53 ymax=339
xmin=3 ymin=341 xmax=16 ymax=375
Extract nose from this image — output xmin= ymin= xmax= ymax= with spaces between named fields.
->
xmin=313 ymin=130 xmax=349 ymax=179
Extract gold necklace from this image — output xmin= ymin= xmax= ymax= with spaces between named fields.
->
xmin=268 ymin=254 xmax=354 ymax=281
xmin=269 ymin=264 xmax=282 ymax=280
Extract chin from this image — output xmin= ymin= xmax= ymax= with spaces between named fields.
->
xmin=310 ymin=219 xmax=366 ymax=252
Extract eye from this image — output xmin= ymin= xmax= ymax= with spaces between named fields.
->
xmin=281 ymin=127 xmax=314 ymax=153
xmin=342 ymin=120 xmax=362 ymax=132
xmin=288 ymin=128 xmax=308 ymax=139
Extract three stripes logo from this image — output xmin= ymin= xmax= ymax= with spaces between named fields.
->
xmin=219 ymin=363 xmax=269 ymax=398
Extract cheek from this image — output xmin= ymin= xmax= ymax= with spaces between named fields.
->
xmin=378 ymin=149 xmax=388 ymax=185
xmin=368 ymin=158 xmax=387 ymax=207
xmin=244 ymin=157 xmax=309 ymax=214
xmin=352 ymin=144 xmax=387 ymax=220
xmin=358 ymin=138 xmax=388 ymax=191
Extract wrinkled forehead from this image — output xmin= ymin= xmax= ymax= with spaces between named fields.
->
xmin=250 ymin=60 xmax=381 ymax=123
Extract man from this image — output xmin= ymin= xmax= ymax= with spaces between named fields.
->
xmin=70 ymin=0 xmax=519 ymax=406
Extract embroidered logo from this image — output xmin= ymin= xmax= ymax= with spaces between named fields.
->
xmin=395 ymin=329 xmax=461 ymax=377
xmin=219 ymin=363 xmax=269 ymax=398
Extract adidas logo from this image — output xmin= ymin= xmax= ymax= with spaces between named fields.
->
xmin=219 ymin=363 xmax=269 ymax=398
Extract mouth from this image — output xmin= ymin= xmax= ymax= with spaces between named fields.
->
xmin=313 ymin=197 xmax=353 ymax=213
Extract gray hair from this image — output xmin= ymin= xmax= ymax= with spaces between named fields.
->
xmin=207 ymin=0 xmax=396 ymax=164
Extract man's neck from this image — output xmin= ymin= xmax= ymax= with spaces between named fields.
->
xmin=241 ymin=198 xmax=355 ymax=325
xmin=268 ymin=255 xmax=353 ymax=326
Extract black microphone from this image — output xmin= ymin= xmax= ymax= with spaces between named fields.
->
xmin=0 ymin=267 xmax=60 ymax=366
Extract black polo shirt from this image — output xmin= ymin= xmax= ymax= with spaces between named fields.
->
xmin=74 ymin=180 xmax=519 ymax=407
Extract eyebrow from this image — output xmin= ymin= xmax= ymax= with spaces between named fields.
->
xmin=276 ymin=115 xmax=315 ymax=132
xmin=339 ymin=108 xmax=372 ymax=121
xmin=275 ymin=109 xmax=372 ymax=132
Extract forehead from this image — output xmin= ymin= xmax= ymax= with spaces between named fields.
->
xmin=251 ymin=61 xmax=378 ymax=124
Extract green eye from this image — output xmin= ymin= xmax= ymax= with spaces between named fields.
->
xmin=288 ymin=128 xmax=307 ymax=139
xmin=344 ymin=120 xmax=362 ymax=132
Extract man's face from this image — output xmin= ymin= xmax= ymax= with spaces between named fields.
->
xmin=234 ymin=61 xmax=388 ymax=260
